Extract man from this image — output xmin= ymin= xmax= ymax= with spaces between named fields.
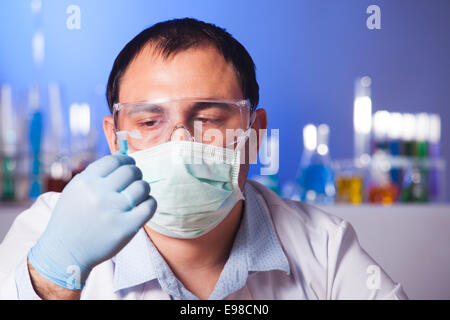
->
xmin=0 ymin=18 xmax=407 ymax=300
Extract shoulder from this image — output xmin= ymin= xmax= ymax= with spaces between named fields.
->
xmin=247 ymin=180 xmax=362 ymax=264
xmin=247 ymin=179 xmax=352 ymax=272
xmin=247 ymin=179 xmax=347 ymax=241
xmin=246 ymin=180 xmax=406 ymax=299
xmin=246 ymin=180 xmax=354 ymax=298
xmin=0 ymin=192 xmax=61 ymax=275
xmin=12 ymin=192 xmax=61 ymax=231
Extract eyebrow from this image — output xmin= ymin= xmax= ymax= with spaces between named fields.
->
xmin=132 ymin=104 xmax=165 ymax=114
xmin=188 ymin=101 xmax=233 ymax=113
xmin=127 ymin=101 xmax=234 ymax=117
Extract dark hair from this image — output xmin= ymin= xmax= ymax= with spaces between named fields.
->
xmin=106 ymin=18 xmax=259 ymax=113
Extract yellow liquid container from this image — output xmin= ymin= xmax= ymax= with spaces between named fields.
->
xmin=336 ymin=175 xmax=363 ymax=204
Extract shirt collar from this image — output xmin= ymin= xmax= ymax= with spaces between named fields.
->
xmin=240 ymin=181 xmax=290 ymax=274
xmin=112 ymin=228 xmax=158 ymax=292
xmin=112 ymin=181 xmax=290 ymax=295
xmin=207 ymin=182 xmax=290 ymax=299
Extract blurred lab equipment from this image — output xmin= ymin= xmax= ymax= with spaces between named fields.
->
xmin=399 ymin=113 xmax=428 ymax=203
xmin=69 ymin=102 xmax=97 ymax=177
xmin=251 ymin=134 xmax=281 ymax=195
xmin=28 ymin=86 xmax=43 ymax=199
xmin=353 ymin=76 xmax=372 ymax=168
xmin=334 ymin=159 xmax=364 ymax=204
xmin=0 ymin=85 xmax=17 ymax=201
xmin=297 ymin=124 xmax=336 ymax=205
xmin=366 ymin=151 xmax=399 ymax=205
xmin=44 ymin=83 xmax=72 ymax=192
xmin=428 ymin=114 xmax=442 ymax=202
xmin=28 ymin=0 xmax=44 ymax=199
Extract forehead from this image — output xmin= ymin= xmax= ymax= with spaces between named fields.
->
xmin=118 ymin=44 xmax=244 ymax=104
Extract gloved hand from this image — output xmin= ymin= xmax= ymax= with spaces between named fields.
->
xmin=28 ymin=154 xmax=157 ymax=290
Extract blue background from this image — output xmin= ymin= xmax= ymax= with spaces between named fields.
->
xmin=1 ymin=0 xmax=449 ymax=199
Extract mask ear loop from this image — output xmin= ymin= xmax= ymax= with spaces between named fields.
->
xmin=230 ymin=111 xmax=256 ymax=192
xmin=235 ymin=111 xmax=256 ymax=151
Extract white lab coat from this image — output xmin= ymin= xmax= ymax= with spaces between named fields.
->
xmin=0 ymin=180 xmax=407 ymax=299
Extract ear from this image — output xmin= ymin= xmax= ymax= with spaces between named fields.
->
xmin=252 ymin=108 xmax=268 ymax=153
xmin=237 ymin=108 xmax=268 ymax=190
xmin=242 ymin=108 xmax=267 ymax=166
xmin=103 ymin=115 xmax=118 ymax=154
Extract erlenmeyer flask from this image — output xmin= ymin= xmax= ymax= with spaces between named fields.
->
xmin=297 ymin=124 xmax=335 ymax=205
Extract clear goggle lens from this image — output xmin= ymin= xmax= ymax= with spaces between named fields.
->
xmin=113 ymin=98 xmax=253 ymax=151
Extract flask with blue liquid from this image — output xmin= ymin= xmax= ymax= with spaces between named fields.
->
xmin=296 ymin=124 xmax=336 ymax=204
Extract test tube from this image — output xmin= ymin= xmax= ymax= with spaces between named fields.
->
xmin=353 ymin=76 xmax=372 ymax=167
xmin=116 ymin=131 xmax=129 ymax=155
xmin=1 ymin=85 xmax=17 ymax=201
xmin=428 ymin=114 xmax=441 ymax=201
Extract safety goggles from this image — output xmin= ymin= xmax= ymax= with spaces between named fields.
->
xmin=113 ymin=98 xmax=253 ymax=151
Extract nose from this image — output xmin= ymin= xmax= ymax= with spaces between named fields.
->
xmin=168 ymin=124 xmax=194 ymax=142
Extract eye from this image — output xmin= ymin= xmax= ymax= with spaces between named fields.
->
xmin=139 ymin=119 xmax=163 ymax=128
xmin=144 ymin=120 xmax=158 ymax=127
xmin=194 ymin=117 xmax=218 ymax=124
xmin=193 ymin=115 xmax=227 ymax=125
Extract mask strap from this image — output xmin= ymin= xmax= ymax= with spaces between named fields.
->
xmin=235 ymin=112 xmax=256 ymax=151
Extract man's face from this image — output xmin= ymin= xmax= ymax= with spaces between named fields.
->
xmin=104 ymin=44 xmax=267 ymax=188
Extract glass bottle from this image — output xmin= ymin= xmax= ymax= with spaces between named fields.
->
xmin=297 ymin=124 xmax=335 ymax=205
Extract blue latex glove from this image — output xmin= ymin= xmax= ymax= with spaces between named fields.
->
xmin=28 ymin=154 xmax=157 ymax=290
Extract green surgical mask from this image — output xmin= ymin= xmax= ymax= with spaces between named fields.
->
xmin=129 ymin=141 xmax=244 ymax=239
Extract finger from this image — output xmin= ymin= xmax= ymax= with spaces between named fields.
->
xmin=104 ymin=164 xmax=142 ymax=191
xmin=120 ymin=180 xmax=151 ymax=209
xmin=123 ymin=197 xmax=157 ymax=229
xmin=85 ymin=154 xmax=135 ymax=177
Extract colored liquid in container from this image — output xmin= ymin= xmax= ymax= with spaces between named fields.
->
xmin=401 ymin=167 xmax=428 ymax=203
xmin=336 ymin=175 xmax=363 ymax=204
xmin=45 ymin=177 xmax=70 ymax=193
xmin=368 ymin=183 xmax=398 ymax=205
xmin=1 ymin=156 xmax=16 ymax=201
xmin=297 ymin=164 xmax=335 ymax=204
